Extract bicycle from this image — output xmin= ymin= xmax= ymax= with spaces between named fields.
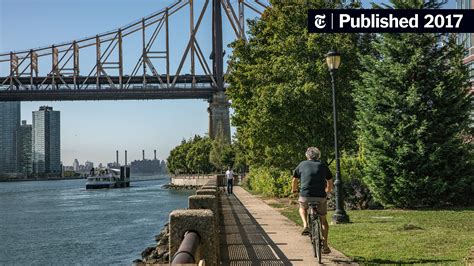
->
xmin=307 ymin=202 xmax=323 ymax=263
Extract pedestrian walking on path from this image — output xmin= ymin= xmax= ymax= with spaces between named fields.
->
xmin=225 ymin=166 xmax=234 ymax=195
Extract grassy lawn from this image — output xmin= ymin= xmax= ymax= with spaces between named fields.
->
xmin=267 ymin=200 xmax=474 ymax=264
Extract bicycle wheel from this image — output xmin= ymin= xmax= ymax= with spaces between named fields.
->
xmin=311 ymin=216 xmax=322 ymax=263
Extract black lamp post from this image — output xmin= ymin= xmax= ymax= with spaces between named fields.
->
xmin=326 ymin=51 xmax=349 ymax=224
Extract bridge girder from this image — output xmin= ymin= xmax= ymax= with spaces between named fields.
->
xmin=0 ymin=88 xmax=216 ymax=102
xmin=0 ymin=74 xmax=213 ymax=88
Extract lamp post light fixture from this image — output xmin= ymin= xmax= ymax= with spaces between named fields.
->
xmin=326 ymin=50 xmax=350 ymax=224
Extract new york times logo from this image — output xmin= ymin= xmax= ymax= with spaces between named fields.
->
xmin=314 ymin=14 xmax=326 ymax=29
xmin=308 ymin=9 xmax=474 ymax=33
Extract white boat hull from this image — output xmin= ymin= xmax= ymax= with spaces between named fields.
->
xmin=86 ymin=168 xmax=130 ymax=189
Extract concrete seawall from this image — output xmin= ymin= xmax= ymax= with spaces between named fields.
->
xmin=170 ymin=174 xmax=219 ymax=187
xmin=170 ymin=174 xmax=241 ymax=188
xmin=137 ymin=177 xmax=222 ymax=265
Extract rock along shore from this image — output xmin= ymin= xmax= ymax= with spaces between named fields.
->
xmin=134 ymin=223 xmax=170 ymax=265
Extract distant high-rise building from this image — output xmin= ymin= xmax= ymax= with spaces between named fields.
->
xmin=17 ymin=120 xmax=33 ymax=175
xmin=0 ymin=102 xmax=20 ymax=174
xmin=32 ymin=106 xmax=61 ymax=175
xmin=85 ymin=161 xmax=94 ymax=172
xmin=73 ymin=159 xmax=80 ymax=172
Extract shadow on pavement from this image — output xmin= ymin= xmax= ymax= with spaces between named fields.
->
xmin=220 ymin=194 xmax=293 ymax=265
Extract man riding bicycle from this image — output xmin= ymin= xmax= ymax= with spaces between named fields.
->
xmin=291 ymin=147 xmax=333 ymax=254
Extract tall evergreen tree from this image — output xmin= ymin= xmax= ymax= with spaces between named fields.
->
xmin=354 ymin=0 xmax=473 ymax=207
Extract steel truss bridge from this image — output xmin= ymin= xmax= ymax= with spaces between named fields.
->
xmin=0 ymin=0 xmax=268 ymax=101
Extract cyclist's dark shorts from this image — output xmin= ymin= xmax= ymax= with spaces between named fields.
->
xmin=298 ymin=196 xmax=327 ymax=215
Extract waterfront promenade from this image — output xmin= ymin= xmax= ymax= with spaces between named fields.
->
xmin=220 ymin=186 xmax=357 ymax=265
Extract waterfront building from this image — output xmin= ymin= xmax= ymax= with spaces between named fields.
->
xmin=130 ymin=158 xmax=167 ymax=175
xmin=73 ymin=159 xmax=80 ymax=172
xmin=107 ymin=162 xmax=120 ymax=169
xmin=63 ymin=165 xmax=74 ymax=172
xmin=17 ymin=120 xmax=33 ymax=175
xmin=0 ymin=102 xmax=20 ymax=175
xmin=85 ymin=161 xmax=94 ymax=172
xmin=32 ymin=106 xmax=61 ymax=175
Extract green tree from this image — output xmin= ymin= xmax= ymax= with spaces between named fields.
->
xmin=210 ymin=130 xmax=235 ymax=172
xmin=186 ymin=136 xmax=214 ymax=174
xmin=354 ymin=0 xmax=474 ymax=207
xmin=232 ymin=136 xmax=248 ymax=173
xmin=167 ymin=139 xmax=191 ymax=174
xmin=226 ymin=0 xmax=365 ymax=169
xmin=167 ymin=135 xmax=216 ymax=174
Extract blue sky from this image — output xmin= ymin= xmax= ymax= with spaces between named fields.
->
xmin=0 ymin=0 xmax=252 ymax=166
xmin=0 ymin=0 xmax=456 ymax=166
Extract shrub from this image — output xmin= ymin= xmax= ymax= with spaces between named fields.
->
xmin=328 ymin=152 xmax=378 ymax=210
xmin=244 ymin=155 xmax=378 ymax=209
xmin=245 ymin=167 xmax=292 ymax=198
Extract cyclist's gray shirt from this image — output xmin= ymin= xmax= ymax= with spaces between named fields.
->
xmin=293 ymin=160 xmax=333 ymax=198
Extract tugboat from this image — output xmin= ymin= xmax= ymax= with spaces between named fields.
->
xmin=86 ymin=167 xmax=130 ymax=189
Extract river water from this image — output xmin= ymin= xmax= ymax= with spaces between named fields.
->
xmin=0 ymin=175 xmax=193 ymax=265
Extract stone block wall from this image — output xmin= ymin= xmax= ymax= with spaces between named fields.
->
xmin=168 ymin=181 xmax=220 ymax=265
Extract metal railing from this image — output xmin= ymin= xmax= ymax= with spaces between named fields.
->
xmin=171 ymin=231 xmax=201 ymax=265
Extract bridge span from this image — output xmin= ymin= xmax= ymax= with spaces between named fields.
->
xmin=0 ymin=88 xmax=216 ymax=102
xmin=0 ymin=75 xmax=216 ymax=101
xmin=0 ymin=0 xmax=269 ymax=141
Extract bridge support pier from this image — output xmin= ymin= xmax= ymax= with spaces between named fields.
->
xmin=208 ymin=91 xmax=231 ymax=143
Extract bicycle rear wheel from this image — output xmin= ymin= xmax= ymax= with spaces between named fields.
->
xmin=311 ymin=216 xmax=322 ymax=263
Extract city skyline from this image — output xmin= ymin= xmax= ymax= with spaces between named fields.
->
xmin=65 ymin=148 xmax=166 ymax=167
xmin=19 ymin=101 xmax=211 ymax=166
xmin=0 ymin=0 xmax=238 ymax=165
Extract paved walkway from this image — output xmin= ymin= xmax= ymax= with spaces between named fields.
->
xmin=219 ymin=186 xmax=357 ymax=265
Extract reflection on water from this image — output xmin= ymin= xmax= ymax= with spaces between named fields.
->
xmin=0 ymin=175 xmax=193 ymax=265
